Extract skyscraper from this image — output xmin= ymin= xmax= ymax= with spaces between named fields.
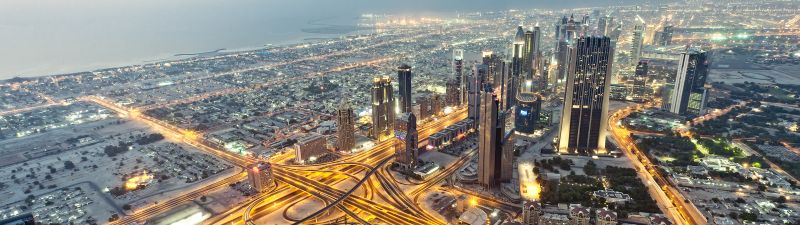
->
xmin=454 ymin=49 xmax=466 ymax=105
xmin=658 ymin=25 xmax=674 ymax=46
xmin=418 ymin=95 xmax=433 ymax=120
xmin=446 ymin=79 xmax=460 ymax=107
xmin=515 ymin=92 xmax=542 ymax=134
xmin=523 ymin=26 xmax=543 ymax=93
xmin=248 ymin=162 xmax=275 ymax=192
xmin=478 ymin=84 xmax=502 ymax=189
xmin=632 ymin=61 xmax=650 ymax=102
xmin=394 ymin=112 xmax=418 ymax=171
xmin=372 ymin=76 xmax=395 ymax=141
xmin=598 ymin=16 xmax=613 ymax=36
xmin=555 ymin=15 xmax=578 ymax=84
xmin=558 ymin=36 xmax=613 ymax=155
xmin=670 ymin=50 xmax=709 ymax=115
xmin=630 ymin=22 xmax=645 ymax=66
xmin=469 ymin=64 xmax=488 ymax=129
xmin=397 ymin=64 xmax=413 ymax=114
xmin=336 ymin=101 xmax=355 ymax=152
xmin=509 ymin=26 xmax=525 ymax=109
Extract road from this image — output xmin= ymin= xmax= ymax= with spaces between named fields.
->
xmin=609 ymin=103 xmax=708 ymax=225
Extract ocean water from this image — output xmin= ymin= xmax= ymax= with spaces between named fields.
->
xmin=0 ymin=0 xmax=645 ymax=79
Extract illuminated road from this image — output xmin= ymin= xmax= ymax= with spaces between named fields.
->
xmin=609 ymin=103 xmax=707 ymax=225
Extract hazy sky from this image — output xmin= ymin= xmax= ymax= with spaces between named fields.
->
xmin=0 ymin=0 xmax=640 ymax=78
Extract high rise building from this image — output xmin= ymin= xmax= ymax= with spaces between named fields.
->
xmin=248 ymin=162 xmax=275 ymax=192
xmin=294 ymin=133 xmax=328 ymax=164
xmin=558 ymin=36 xmax=613 ymax=155
xmin=508 ymin=26 xmax=525 ymax=109
xmin=515 ymin=92 xmax=541 ymax=134
xmin=418 ymin=95 xmax=433 ymax=120
xmin=555 ymin=15 xmax=578 ymax=85
xmin=394 ymin=112 xmax=418 ymax=171
xmin=432 ymin=94 xmax=444 ymax=116
xmin=658 ymin=25 xmax=674 ymax=46
xmin=523 ymin=26 xmax=543 ymax=93
xmin=446 ymin=79 xmax=460 ymax=107
xmin=478 ymin=85 xmax=504 ymax=189
xmin=670 ymin=50 xmax=709 ymax=115
xmin=454 ymin=49 xmax=466 ymax=105
xmin=397 ymin=64 xmax=413 ymax=114
xmin=631 ymin=61 xmax=650 ymax=102
xmin=336 ymin=101 xmax=355 ymax=152
xmin=372 ymin=76 xmax=395 ymax=141
xmin=598 ymin=16 xmax=613 ymax=36
xmin=630 ymin=22 xmax=646 ymax=66
xmin=468 ymin=65 xmax=488 ymax=129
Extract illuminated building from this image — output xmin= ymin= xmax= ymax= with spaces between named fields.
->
xmin=294 ymin=133 xmax=328 ymax=164
xmin=418 ymin=95 xmax=433 ymax=120
xmin=630 ymin=21 xmax=645 ymax=66
xmin=478 ymin=84 xmax=504 ymax=189
xmin=468 ymin=64 xmax=488 ymax=129
xmin=558 ymin=36 xmax=612 ymax=155
xmin=509 ymin=26 xmax=525 ymax=108
xmin=670 ymin=50 xmax=709 ymax=115
xmin=397 ymin=64 xmax=413 ymax=114
xmin=336 ymin=101 xmax=355 ymax=152
xmin=522 ymin=201 xmax=542 ymax=225
xmin=371 ymin=76 xmax=395 ymax=141
xmin=555 ymin=15 xmax=577 ymax=84
xmin=247 ymin=162 xmax=275 ymax=192
xmin=455 ymin=49 xmax=466 ymax=105
xmin=631 ymin=61 xmax=650 ymax=102
xmin=432 ymin=94 xmax=443 ymax=116
xmin=394 ymin=112 xmax=418 ymax=171
xmin=515 ymin=92 xmax=541 ymax=134
xmin=523 ymin=26 xmax=543 ymax=93
xmin=458 ymin=207 xmax=489 ymax=225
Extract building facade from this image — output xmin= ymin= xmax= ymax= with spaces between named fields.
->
xmin=294 ymin=134 xmax=328 ymax=164
xmin=515 ymin=92 xmax=542 ymax=134
xmin=478 ymin=85 xmax=503 ymax=189
xmin=669 ymin=50 xmax=709 ymax=115
xmin=631 ymin=61 xmax=650 ymax=102
xmin=394 ymin=112 xmax=418 ymax=171
xmin=558 ymin=36 xmax=613 ymax=155
xmin=397 ymin=64 xmax=413 ymax=114
xmin=336 ymin=102 xmax=356 ymax=152
xmin=247 ymin=162 xmax=275 ymax=192
xmin=372 ymin=76 xmax=395 ymax=141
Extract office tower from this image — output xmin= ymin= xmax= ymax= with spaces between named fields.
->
xmin=394 ymin=113 xmax=418 ymax=171
xmin=523 ymin=26 xmax=543 ymax=93
xmin=468 ymin=64 xmax=488 ymax=129
xmin=294 ymin=134 xmax=328 ymax=164
xmin=478 ymin=85 xmax=503 ymax=189
xmin=454 ymin=49 xmax=466 ymax=105
xmin=371 ymin=76 xmax=395 ymax=141
xmin=558 ymin=36 xmax=613 ymax=155
xmin=660 ymin=83 xmax=674 ymax=110
xmin=418 ymin=95 xmax=433 ymax=120
xmin=556 ymin=16 xmax=578 ymax=85
xmin=670 ymin=50 xmax=709 ymax=115
xmin=659 ymin=26 xmax=674 ymax=46
xmin=397 ymin=64 xmax=413 ymax=114
xmin=508 ymin=26 xmax=525 ymax=109
xmin=446 ymin=79 xmax=460 ymax=107
xmin=598 ymin=16 xmax=613 ymax=36
xmin=523 ymin=201 xmax=543 ymax=225
xmin=499 ymin=122 xmax=513 ymax=182
xmin=630 ymin=22 xmax=645 ymax=66
xmin=248 ymin=162 xmax=275 ymax=192
xmin=515 ymin=92 xmax=541 ymax=134
xmin=336 ymin=101 xmax=355 ymax=152
xmin=632 ymin=61 xmax=650 ymax=102
xmin=432 ymin=94 xmax=443 ymax=116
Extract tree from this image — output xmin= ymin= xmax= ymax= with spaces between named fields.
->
xmin=122 ymin=204 xmax=131 ymax=210
xmin=64 ymin=161 xmax=76 ymax=170
xmin=584 ymin=161 xmax=598 ymax=175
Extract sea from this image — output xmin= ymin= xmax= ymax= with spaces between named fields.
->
xmin=0 ymin=0 xmax=653 ymax=80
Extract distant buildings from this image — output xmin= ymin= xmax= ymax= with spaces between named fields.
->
xmin=394 ymin=113 xmax=418 ymax=171
xmin=630 ymin=22 xmax=645 ymax=66
xmin=669 ymin=49 xmax=709 ymax=116
xmin=372 ymin=76 xmax=395 ymax=141
xmin=336 ymin=102 xmax=356 ymax=152
xmin=631 ymin=61 xmax=650 ymax=102
xmin=247 ymin=162 xmax=275 ymax=192
xmin=447 ymin=78 xmax=461 ymax=107
xmin=294 ymin=134 xmax=328 ymax=164
xmin=598 ymin=16 xmax=613 ymax=36
xmin=397 ymin=64 xmax=413 ymax=114
xmin=657 ymin=25 xmax=674 ymax=46
xmin=515 ymin=92 xmax=541 ymax=134
xmin=558 ymin=36 xmax=613 ymax=155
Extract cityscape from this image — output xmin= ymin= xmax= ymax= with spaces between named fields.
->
xmin=2 ymin=0 xmax=800 ymax=225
